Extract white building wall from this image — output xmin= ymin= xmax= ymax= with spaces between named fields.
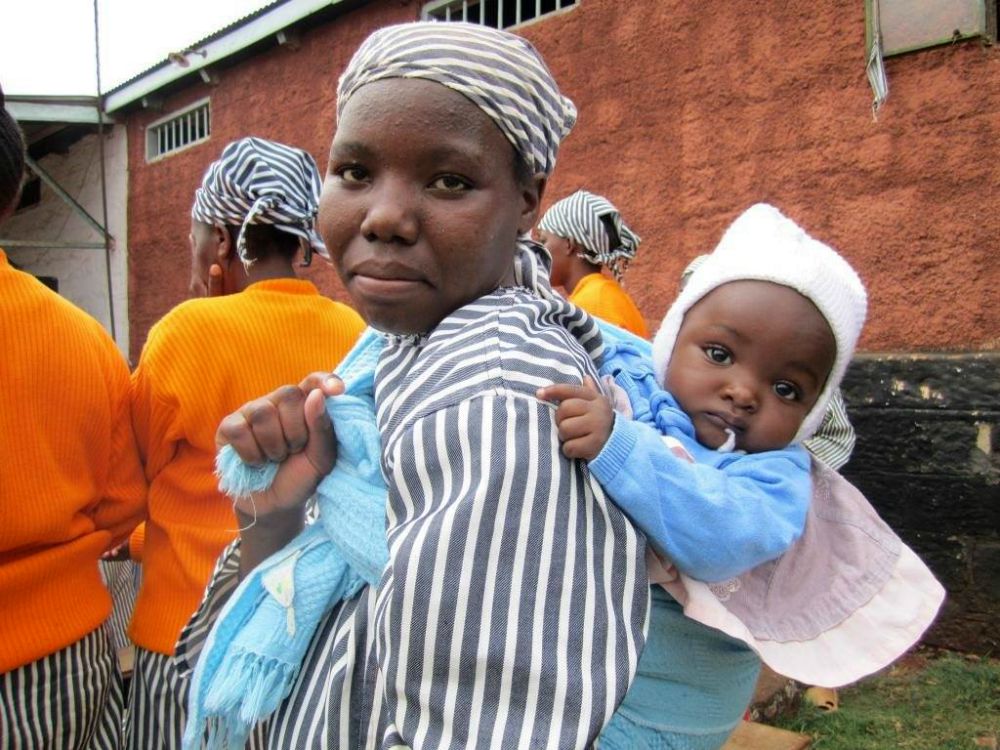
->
xmin=4 ymin=127 xmax=130 ymax=359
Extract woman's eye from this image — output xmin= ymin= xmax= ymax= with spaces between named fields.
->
xmin=430 ymin=175 xmax=471 ymax=192
xmin=774 ymin=382 xmax=801 ymax=401
xmin=704 ymin=346 xmax=731 ymax=365
xmin=336 ymin=166 xmax=368 ymax=183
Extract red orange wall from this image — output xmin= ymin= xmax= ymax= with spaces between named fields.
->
xmin=125 ymin=0 xmax=1000 ymax=360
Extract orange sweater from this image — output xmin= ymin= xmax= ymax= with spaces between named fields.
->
xmin=0 ymin=250 xmax=147 ymax=673
xmin=127 ymin=278 xmax=365 ymax=655
xmin=569 ymin=273 xmax=650 ymax=338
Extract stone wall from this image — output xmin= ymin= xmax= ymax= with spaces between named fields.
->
xmin=842 ymin=353 xmax=1000 ymax=654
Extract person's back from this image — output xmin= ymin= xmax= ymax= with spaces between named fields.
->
xmin=128 ymin=283 xmax=364 ymax=652
xmin=0 ymin=83 xmax=146 ymax=750
xmin=125 ymin=137 xmax=365 ymax=749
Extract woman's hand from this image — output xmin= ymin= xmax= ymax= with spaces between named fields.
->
xmin=217 ymin=373 xmax=345 ymax=575
xmin=216 ymin=373 xmax=344 ymax=518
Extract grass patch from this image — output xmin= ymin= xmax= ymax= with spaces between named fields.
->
xmin=772 ymin=649 xmax=1000 ymax=749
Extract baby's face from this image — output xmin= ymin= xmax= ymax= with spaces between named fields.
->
xmin=665 ymin=280 xmax=836 ymax=453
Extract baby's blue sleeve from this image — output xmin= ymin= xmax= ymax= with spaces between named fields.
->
xmin=588 ymin=414 xmax=811 ymax=582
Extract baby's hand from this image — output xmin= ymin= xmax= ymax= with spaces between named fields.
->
xmin=537 ymin=377 xmax=614 ymax=461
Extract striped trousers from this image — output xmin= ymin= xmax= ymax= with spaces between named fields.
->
xmin=127 ymin=646 xmax=268 ymax=750
xmin=0 ymin=627 xmax=125 ymax=749
xmin=125 ymin=648 xmax=189 ymax=750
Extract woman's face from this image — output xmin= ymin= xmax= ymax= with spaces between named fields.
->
xmin=535 ymin=228 xmax=571 ymax=289
xmin=319 ymin=78 xmax=543 ymax=335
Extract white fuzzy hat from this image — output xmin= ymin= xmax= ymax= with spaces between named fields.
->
xmin=652 ymin=203 xmax=867 ymax=444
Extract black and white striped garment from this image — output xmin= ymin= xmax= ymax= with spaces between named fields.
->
xmin=178 ymin=285 xmax=649 ymax=749
xmin=190 ymin=136 xmax=328 ymax=266
xmin=805 ymin=389 xmax=855 ymax=471
xmin=99 ymin=559 xmax=139 ymax=656
xmin=536 ymin=190 xmax=641 ymax=283
xmin=128 ymin=641 xmax=269 ymax=749
xmin=0 ymin=627 xmax=124 ymax=749
xmin=371 ymin=287 xmax=649 ymax=749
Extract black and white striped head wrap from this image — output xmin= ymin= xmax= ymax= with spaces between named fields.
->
xmin=191 ymin=137 xmax=328 ymax=267
xmin=537 ymin=189 xmax=641 ymax=283
xmin=336 ymin=21 xmax=577 ymax=177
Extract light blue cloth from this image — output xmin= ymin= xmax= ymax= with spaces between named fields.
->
xmin=590 ymin=326 xmax=811 ymax=582
xmin=599 ymin=589 xmax=760 ymax=750
xmin=183 ymin=329 xmax=389 ymax=750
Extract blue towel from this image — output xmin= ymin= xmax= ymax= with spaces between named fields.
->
xmin=183 ymin=329 xmax=389 ymax=749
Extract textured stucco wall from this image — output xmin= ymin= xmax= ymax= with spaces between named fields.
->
xmin=123 ymin=0 xmax=416 ymax=359
xmin=124 ymin=0 xmax=999 ymax=361
xmin=4 ymin=128 xmax=130 ymax=358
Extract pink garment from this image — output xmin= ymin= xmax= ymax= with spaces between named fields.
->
xmin=648 ymin=440 xmax=944 ymax=688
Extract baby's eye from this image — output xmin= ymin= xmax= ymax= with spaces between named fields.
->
xmin=703 ymin=345 xmax=732 ymax=365
xmin=336 ymin=165 xmax=368 ymax=183
xmin=430 ymin=174 xmax=471 ymax=192
xmin=773 ymin=382 xmax=801 ymax=401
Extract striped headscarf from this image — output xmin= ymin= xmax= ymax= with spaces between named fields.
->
xmin=537 ymin=189 xmax=641 ymax=282
xmin=191 ymin=137 xmax=327 ymax=267
xmin=337 ymin=21 xmax=577 ymax=177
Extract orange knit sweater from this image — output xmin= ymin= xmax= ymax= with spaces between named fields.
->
xmin=569 ymin=273 xmax=650 ymax=338
xmin=127 ymin=278 xmax=366 ymax=655
xmin=0 ymin=250 xmax=147 ymax=673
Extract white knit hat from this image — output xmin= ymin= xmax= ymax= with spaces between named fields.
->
xmin=652 ymin=203 xmax=867 ymax=444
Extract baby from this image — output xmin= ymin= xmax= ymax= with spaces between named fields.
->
xmin=540 ymin=203 xmax=942 ymax=749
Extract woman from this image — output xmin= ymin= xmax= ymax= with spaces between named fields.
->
xmin=179 ymin=22 xmax=648 ymax=750
xmin=0 ymin=84 xmax=146 ymax=749
xmin=536 ymin=189 xmax=650 ymax=337
xmin=125 ymin=137 xmax=365 ymax=749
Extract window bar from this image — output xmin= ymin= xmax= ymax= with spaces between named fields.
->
xmin=498 ymin=0 xmax=504 ymax=28
xmin=444 ymin=3 xmax=450 ymax=20
xmin=463 ymin=0 xmax=469 ymax=22
xmin=516 ymin=0 xmax=521 ymax=25
xmin=536 ymin=0 xmax=541 ymax=17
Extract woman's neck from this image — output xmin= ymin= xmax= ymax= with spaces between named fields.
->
xmin=564 ymin=258 xmax=603 ymax=296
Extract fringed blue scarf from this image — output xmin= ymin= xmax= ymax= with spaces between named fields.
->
xmin=183 ymin=328 xmax=389 ymax=750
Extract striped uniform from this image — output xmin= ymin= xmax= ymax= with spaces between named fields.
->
xmin=0 ymin=628 xmax=124 ymax=750
xmin=179 ymin=283 xmax=649 ymax=748
xmin=806 ymin=389 xmax=855 ymax=471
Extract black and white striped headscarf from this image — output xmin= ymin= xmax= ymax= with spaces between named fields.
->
xmin=537 ymin=189 xmax=642 ymax=282
xmin=337 ymin=21 xmax=577 ymax=178
xmin=190 ymin=137 xmax=328 ymax=266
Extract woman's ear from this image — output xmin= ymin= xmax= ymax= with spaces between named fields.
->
xmin=215 ymin=225 xmax=234 ymax=262
xmin=518 ymin=174 xmax=547 ymax=235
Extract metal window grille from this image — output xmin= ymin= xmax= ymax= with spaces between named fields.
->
xmin=422 ymin=0 xmax=577 ymax=29
xmin=146 ymin=99 xmax=211 ymax=161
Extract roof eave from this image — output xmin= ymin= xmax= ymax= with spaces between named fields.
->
xmin=103 ymin=0 xmax=346 ymax=114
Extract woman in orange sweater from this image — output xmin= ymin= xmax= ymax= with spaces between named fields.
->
xmin=0 ymin=85 xmax=147 ymax=749
xmin=536 ymin=189 xmax=650 ymax=337
xmin=124 ymin=137 xmax=366 ymax=750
